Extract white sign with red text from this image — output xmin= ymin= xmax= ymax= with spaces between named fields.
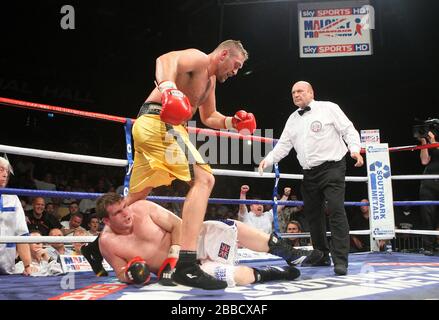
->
xmin=298 ymin=0 xmax=373 ymax=58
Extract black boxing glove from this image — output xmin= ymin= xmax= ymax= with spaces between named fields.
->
xmin=123 ymin=256 xmax=151 ymax=285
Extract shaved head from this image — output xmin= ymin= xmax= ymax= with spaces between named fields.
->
xmin=293 ymin=81 xmax=313 ymax=92
xmin=291 ymin=81 xmax=314 ymax=108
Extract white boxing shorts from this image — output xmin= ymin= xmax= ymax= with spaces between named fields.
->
xmin=197 ymin=219 xmax=238 ymax=287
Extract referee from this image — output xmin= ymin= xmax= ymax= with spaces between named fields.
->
xmin=259 ymin=81 xmax=364 ymax=275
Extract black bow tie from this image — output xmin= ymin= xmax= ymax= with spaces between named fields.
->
xmin=298 ymin=106 xmax=311 ymax=116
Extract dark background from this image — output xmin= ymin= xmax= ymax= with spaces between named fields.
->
xmin=0 ymin=0 xmax=437 ymax=201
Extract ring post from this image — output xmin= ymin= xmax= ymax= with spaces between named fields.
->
xmin=272 ymin=163 xmax=281 ymax=236
xmin=365 ymin=143 xmax=396 ymax=252
xmin=123 ymin=118 xmax=134 ymax=197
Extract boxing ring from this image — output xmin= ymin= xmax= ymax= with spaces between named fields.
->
xmin=1 ymin=97 xmax=439 ymax=300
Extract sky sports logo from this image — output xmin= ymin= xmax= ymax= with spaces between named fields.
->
xmin=303 ymin=43 xmax=369 ymax=54
xmin=301 ymin=6 xmax=372 ymax=18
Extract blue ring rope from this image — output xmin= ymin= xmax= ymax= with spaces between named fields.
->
xmin=1 ymin=188 xmax=438 ymax=206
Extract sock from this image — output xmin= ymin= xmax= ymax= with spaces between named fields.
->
xmin=175 ymin=250 xmax=197 ymax=269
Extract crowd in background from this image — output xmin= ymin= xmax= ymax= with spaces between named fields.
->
xmin=5 ymin=155 xmax=436 ymax=257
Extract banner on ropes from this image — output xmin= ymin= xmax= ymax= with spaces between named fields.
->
xmin=365 ymin=143 xmax=395 ymax=240
xmin=60 ymin=255 xmax=113 ymax=273
xmin=298 ymin=0 xmax=374 ymax=58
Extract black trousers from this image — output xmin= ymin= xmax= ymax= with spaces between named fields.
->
xmin=419 ymin=179 xmax=439 ymax=250
xmin=301 ymin=157 xmax=350 ymax=267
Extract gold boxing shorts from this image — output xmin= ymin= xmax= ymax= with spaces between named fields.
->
xmin=129 ymin=114 xmax=212 ymax=193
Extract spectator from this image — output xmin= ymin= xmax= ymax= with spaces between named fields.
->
xmin=72 ymin=229 xmax=89 ymax=255
xmin=0 ymin=156 xmax=32 ymax=275
xmin=286 ymin=220 xmax=310 ymax=247
xmin=61 ymin=212 xmax=86 ymax=236
xmin=46 ymin=228 xmax=74 ymax=261
xmin=26 ymin=230 xmax=51 ymax=264
xmin=60 ymin=201 xmax=81 ymax=222
xmin=15 ymin=230 xmax=63 ymax=275
xmin=87 ymin=215 xmax=101 ymax=236
xmin=25 ymin=197 xmax=62 ymax=236
xmin=418 ymin=130 xmax=439 ymax=255
xmin=349 ymin=199 xmax=386 ymax=252
xmin=238 ymin=185 xmax=275 ymax=234
xmin=276 ymin=187 xmax=307 ymax=232
xmin=45 ymin=202 xmax=59 ymax=220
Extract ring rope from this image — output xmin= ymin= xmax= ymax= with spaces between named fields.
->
xmin=3 ymin=144 xmax=439 ymax=181
xmin=0 ymin=144 xmax=127 ymax=167
xmin=3 ymin=96 xmax=439 ymax=151
xmin=2 ymin=228 xmax=438 ymax=244
xmin=0 ymin=236 xmax=96 ymax=244
xmin=1 ymin=188 xmax=439 ymax=207
xmin=0 ymin=97 xmax=275 ymax=144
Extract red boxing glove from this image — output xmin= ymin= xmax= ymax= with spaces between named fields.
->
xmin=157 ymin=257 xmax=178 ymax=279
xmin=225 ymin=110 xmax=257 ymax=135
xmin=160 ymin=88 xmax=192 ymax=125
xmin=124 ymin=256 xmax=151 ymax=285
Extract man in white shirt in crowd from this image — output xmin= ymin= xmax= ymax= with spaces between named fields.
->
xmin=238 ymin=185 xmax=302 ymax=235
xmin=238 ymin=185 xmax=273 ymax=234
xmin=61 ymin=212 xmax=86 ymax=236
xmin=259 ymin=81 xmax=363 ymax=276
xmin=46 ymin=228 xmax=74 ymax=262
xmin=0 ymin=156 xmax=32 ymax=275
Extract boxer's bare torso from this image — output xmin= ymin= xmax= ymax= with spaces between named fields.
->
xmin=99 ymin=200 xmax=179 ymax=277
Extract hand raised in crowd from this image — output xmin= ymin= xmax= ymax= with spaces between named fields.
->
xmin=240 ymin=185 xmax=249 ymax=194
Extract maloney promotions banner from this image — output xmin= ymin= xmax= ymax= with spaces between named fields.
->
xmin=298 ymin=0 xmax=373 ymax=58
xmin=365 ymin=144 xmax=395 ymax=240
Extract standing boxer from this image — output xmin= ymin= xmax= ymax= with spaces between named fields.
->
xmin=83 ymin=40 xmax=257 ymax=290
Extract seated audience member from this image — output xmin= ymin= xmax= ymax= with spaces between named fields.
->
xmin=349 ymin=199 xmax=387 ymax=252
xmin=25 ymin=197 xmax=62 ymax=236
xmin=72 ymin=228 xmax=90 ymax=255
xmin=0 ymin=156 xmax=32 ymax=275
xmin=61 ymin=212 xmax=86 ymax=236
xmin=15 ymin=230 xmax=63 ymax=276
xmin=285 ymin=220 xmax=310 ymax=247
xmin=87 ymin=215 xmax=101 ymax=236
xmin=46 ymin=228 xmax=74 ymax=261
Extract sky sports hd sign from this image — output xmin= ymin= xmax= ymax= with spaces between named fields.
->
xmin=298 ymin=0 xmax=374 ymax=58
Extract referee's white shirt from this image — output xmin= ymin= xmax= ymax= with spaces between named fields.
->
xmin=265 ymin=100 xmax=361 ymax=170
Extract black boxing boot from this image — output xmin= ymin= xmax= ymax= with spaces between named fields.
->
xmin=268 ymin=232 xmax=324 ymax=266
xmin=253 ymin=265 xmax=301 ymax=283
xmin=81 ymin=235 xmax=108 ymax=277
xmin=172 ymin=250 xmax=227 ymax=290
